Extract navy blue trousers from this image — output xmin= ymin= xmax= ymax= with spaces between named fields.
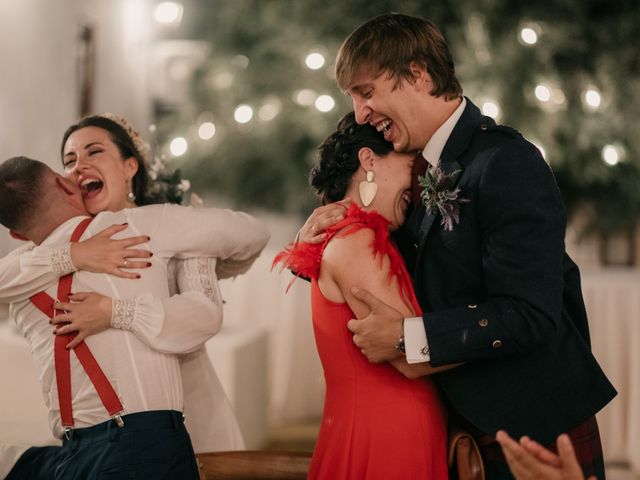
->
xmin=6 ymin=410 xmax=199 ymax=480
xmin=6 ymin=445 xmax=61 ymax=480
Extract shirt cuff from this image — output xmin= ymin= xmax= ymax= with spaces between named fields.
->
xmin=111 ymin=298 xmax=136 ymax=331
xmin=50 ymin=244 xmax=76 ymax=275
xmin=404 ymin=316 xmax=431 ymax=364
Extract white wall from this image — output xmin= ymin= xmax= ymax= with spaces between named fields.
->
xmin=0 ymin=0 xmax=152 ymax=256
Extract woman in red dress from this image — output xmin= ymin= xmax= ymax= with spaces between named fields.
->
xmin=275 ymin=112 xmax=449 ymax=479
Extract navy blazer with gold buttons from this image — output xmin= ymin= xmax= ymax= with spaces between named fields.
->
xmin=395 ymin=98 xmax=616 ymax=444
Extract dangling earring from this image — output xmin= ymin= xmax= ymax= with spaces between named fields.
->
xmin=126 ymin=180 xmax=136 ymax=203
xmin=358 ymin=170 xmax=377 ymax=207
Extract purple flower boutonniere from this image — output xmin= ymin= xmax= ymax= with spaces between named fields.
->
xmin=418 ymin=165 xmax=469 ymax=231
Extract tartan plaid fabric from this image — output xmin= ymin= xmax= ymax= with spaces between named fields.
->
xmin=481 ymin=416 xmax=605 ymax=479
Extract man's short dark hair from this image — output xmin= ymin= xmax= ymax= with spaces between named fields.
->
xmin=0 ymin=156 xmax=49 ymax=231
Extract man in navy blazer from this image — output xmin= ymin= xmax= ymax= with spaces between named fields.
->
xmin=300 ymin=13 xmax=616 ymax=479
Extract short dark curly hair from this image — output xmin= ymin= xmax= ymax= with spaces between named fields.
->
xmin=311 ymin=112 xmax=394 ymax=204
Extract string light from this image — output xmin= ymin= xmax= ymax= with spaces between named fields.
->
xmin=232 ymin=55 xmax=250 ymax=69
xmin=153 ymin=2 xmax=183 ymax=25
xmin=258 ymin=98 xmax=282 ymax=121
xmin=602 ymin=144 xmax=624 ymax=166
xmin=213 ymin=71 xmax=233 ymax=89
xmin=198 ymin=122 xmax=216 ymax=140
xmin=305 ymin=52 xmax=326 ymax=70
xmin=584 ymin=88 xmax=602 ymax=109
xmin=551 ymin=88 xmax=566 ymax=105
xmin=520 ymin=27 xmax=538 ymax=45
xmin=314 ymin=95 xmax=335 ymax=112
xmin=234 ymin=105 xmax=254 ymax=123
xmin=170 ymin=137 xmax=188 ymax=157
xmin=534 ymin=85 xmax=551 ymax=102
xmin=294 ymin=89 xmax=317 ymax=106
xmin=481 ymin=100 xmax=500 ymax=119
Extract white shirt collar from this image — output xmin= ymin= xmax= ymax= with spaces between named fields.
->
xmin=421 ymin=97 xmax=467 ymax=166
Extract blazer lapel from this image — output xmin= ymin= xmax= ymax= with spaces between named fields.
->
xmin=416 ymin=98 xmax=485 ymax=242
xmin=411 ymin=99 xmax=486 ymax=277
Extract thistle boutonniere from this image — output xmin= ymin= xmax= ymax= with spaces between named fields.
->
xmin=418 ymin=165 xmax=469 ymax=231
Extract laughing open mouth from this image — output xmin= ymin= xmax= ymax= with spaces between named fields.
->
xmin=376 ymin=119 xmax=393 ymax=137
xmin=80 ymin=178 xmax=104 ymax=199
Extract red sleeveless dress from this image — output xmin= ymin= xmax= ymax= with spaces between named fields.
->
xmin=275 ymin=205 xmax=448 ymax=480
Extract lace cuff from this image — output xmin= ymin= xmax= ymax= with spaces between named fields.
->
xmin=50 ymin=244 xmax=76 ymax=275
xmin=111 ymin=298 xmax=136 ymax=331
xmin=175 ymin=257 xmax=223 ymax=306
xmin=196 ymin=258 xmax=218 ymax=302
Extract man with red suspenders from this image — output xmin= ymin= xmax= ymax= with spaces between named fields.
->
xmin=0 ymin=157 xmax=269 ymax=479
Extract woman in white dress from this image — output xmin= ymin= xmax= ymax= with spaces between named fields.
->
xmin=0 ymin=114 xmax=267 ymax=457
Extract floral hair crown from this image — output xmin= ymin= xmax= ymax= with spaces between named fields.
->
xmin=97 ymin=112 xmax=152 ymax=166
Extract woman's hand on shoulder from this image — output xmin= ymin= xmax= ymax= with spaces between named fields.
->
xmin=70 ymin=223 xmax=152 ymax=279
xmin=296 ymin=199 xmax=351 ymax=244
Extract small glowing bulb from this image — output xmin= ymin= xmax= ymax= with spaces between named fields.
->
xmin=294 ymin=89 xmax=317 ymax=106
xmin=153 ymin=2 xmax=183 ymax=25
xmin=305 ymin=52 xmax=326 ymax=70
xmin=198 ymin=122 xmax=216 ymax=140
xmin=232 ymin=55 xmax=250 ymax=69
xmin=520 ymin=28 xmax=538 ymax=45
xmin=258 ymin=101 xmax=282 ymax=121
xmin=214 ymin=71 xmax=233 ymax=89
xmin=584 ymin=89 xmax=601 ymax=109
xmin=602 ymin=145 xmax=621 ymax=166
xmin=551 ymin=88 xmax=566 ymax=105
xmin=535 ymin=85 xmax=551 ymax=102
xmin=170 ymin=137 xmax=188 ymax=157
xmin=314 ymin=95 xmax=335 ymax=112
xmin=481 ymin=101 xmax=500 ymax=119
xmin=234 ymin=105 xmax=254 ymax=124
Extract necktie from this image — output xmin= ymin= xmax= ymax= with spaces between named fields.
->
xmin=411 ymin=151 xmax=430 ymax=207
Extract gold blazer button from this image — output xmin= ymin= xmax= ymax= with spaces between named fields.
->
xmin=492 ymin=340 xmax=503 ymax=349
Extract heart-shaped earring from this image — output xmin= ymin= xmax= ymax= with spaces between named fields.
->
xmin=358 ymin=170 xmax=377 ymax=207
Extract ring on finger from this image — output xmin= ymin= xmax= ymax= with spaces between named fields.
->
xmin=122 ymin=259 xmax=128 ymax=267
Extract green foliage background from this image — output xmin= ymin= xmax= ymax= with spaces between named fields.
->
xmin=154 ymin=0 xmax=640 ymax=233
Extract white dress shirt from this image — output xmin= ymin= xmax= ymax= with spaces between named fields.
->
xmin=3 ymin=204 xmax=269 ymax=438
xmin=404 ymin=98 xmax=467 ymax=364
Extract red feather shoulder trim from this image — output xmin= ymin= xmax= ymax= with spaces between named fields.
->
xmin=273 ymin=204 xmax=414 ymax=305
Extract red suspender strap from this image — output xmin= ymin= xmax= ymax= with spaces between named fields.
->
xmin=29 ymin=217 xmax=124 ymax=429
